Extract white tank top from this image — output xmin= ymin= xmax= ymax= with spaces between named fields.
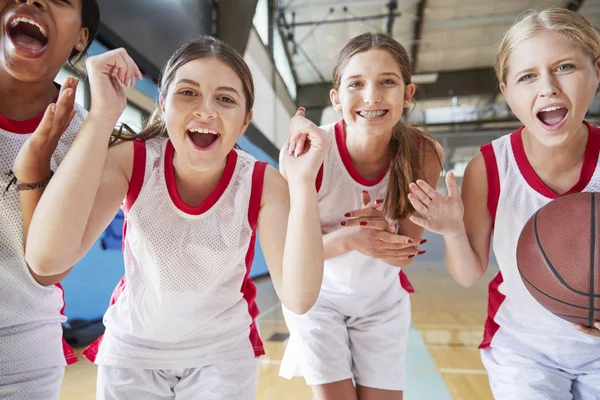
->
xmin=481 ymin=122 xmax=600 ymax=357
xmin=92 ymin=138 xmax=267 ymax=369
xmin=0 ymin=103 xmax=85 ymax=375
xmin=316 ymin=120 xmax=413 ymax=307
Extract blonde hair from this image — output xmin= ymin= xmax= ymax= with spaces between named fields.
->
xmin=496 ymin=8 xmax=600 ymax=84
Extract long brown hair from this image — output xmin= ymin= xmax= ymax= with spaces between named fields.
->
xmin=111 ymin=36 xmax=254 ymax=145
xmin=332 ymin=32 xmax=438 ymax=222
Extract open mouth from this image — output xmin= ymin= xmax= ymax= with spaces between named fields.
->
xmin=8 ymin=16 xmax=48 ymax=54
xmin=357 ymin=110 xmax=388 ymax=120
xmin=536 ymin=105 xmax=568 ymax=128
xmin=187 ymin=128 xmax=220 ymax=150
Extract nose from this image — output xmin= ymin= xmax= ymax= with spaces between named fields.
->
xmin=15 ymin=0 xmax=47 ymax=11
xmin=193 ymin=98 xmax=217 ymax=120
xmin=538 ymin=73 xmax=561 ymax=98
xmin=363 ymin=83 xmax=383 ymax=105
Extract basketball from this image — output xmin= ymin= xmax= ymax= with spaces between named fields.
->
xmin=516 ymin=192 xmax=600 ymax=327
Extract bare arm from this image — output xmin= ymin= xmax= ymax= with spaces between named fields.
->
xmin=25 ymin=116 xmax=132 ymax=278
xmin=444 ymin=154 xmax=493 ymax=287
xmin=258 ymin=166 xmax=324 ymax=314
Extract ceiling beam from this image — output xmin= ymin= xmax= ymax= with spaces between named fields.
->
xmin=385 ymin=0 xmax=398 ymax=35
xmin=411 ymin=0 xmax=426 ymax=73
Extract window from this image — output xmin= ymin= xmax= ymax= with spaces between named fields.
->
xmin=253 ymin=0 xmax=269 ymax=46
xmin=273 ymin=28 xmax=296 ymax=100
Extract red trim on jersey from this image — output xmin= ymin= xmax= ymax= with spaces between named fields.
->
xmin=481 ymin=143 xmax=500 ymax=221
xmin=82 ymin=276 xmax=126 ymax=362
xmin=479 ymin=271 xmax=505 ymax=349
xmin=511 ymin=121 xmax=600 ymax=199
xmin=399 ymin=270 xmax=414 ymax=294
xmin=244 ymin=161 xmax=267 ymax=356
xmin=164 ymin=140 xmax=238 ymax=215
xmin=54 ymin=282 xmax=78 ymax=364
xmin=0 ymin=94 xmax=60 ymax=133
xmin=315 ymin=164 xmax=324 ymax=192
xmin=334 ymin=120 xmax=389 ymax=186
xmin=122 ymin=139 xmax=146 ymax=213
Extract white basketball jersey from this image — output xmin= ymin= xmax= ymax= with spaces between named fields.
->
xmin=317 ymin=120 xmax=413 ymax=306
xmin=481 ymin=123 xmax=600 ymax=362
xmin=0 ymin=103 xmax=85 ymax=375
xmin=92 ymin=138 xmax=266 ymax=369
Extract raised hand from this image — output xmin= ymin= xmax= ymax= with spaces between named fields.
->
xmin=85 ymin=48 xmax=143 ymax=122
xmin=281 ymin=107 xmax=331 ymax=185
xmin=407 ymin=171 xmax=464 ymax=237
xmin=13 ymin=77 xmax=79 ymax=184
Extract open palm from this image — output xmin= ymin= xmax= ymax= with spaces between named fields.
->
xmin=407 ymin=171 xmax=464 ymax=237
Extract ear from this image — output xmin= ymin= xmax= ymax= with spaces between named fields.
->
xmin=74 ymin=27 xmax=89 ymax=53
xmin=594 ymin=57 xmax=600 ymax=85
xmin=403 ymin=83 xmax=416 ymax=108
xmin=329 ymin=88 xmax=341 ymax=113
xmin=240 ymin=110 xmax=253 ymax=136
xmin=159 ymin=96 xmax=166 ymax=113
xmin=499 ymin=81 xmax=507 ymax=96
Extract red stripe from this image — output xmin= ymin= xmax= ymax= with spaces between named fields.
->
xmin=243 ymin=161 xmax=267 ymax=356
xmin=480 ymin=143 xmax=500 ymax=222
xmin=165 ymin=141 xmax=238 ymax=215
xmin=0 ymin=94 xmax=58 ymax=134
xmin=82 ymin=276 xmax=127 ymax=362
xmin=511 ymin=121 xmax=600 ymax=199
xmin=479 ymin=271 xmax=505 ymax=349
xmin=334 ymin=120 xmax=388 ymax=186
xmin=122 ymin=138 xmax=146 ymax=214
xmin=55 ymin=282 xmax=78 ymax=364
xmin=399 ymin=270 xmax=414 ymax=293
xmin=315 ymin=164 xmax=324 ymax=192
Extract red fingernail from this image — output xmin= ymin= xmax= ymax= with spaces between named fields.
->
xmin=418 ymin=250 xmax=426 ymax=255
xmin=360 ymin=221 xmax=368 ymax=226
xmin=340 ymin=221 xmax=346 ymax=226
xmin=408 ymin=255 xmax=415 ymax=258
xmin=407 ymin=239 xmax=414 ymax=244
xmin=344 ymin=212 xmax=351 ymax=217
xmin=376 ymin=199 xmax=383 ymax=204
xmin=420 ymin=239 xmax=427 ymax=244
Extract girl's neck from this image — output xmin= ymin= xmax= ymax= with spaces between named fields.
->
xmin=172 ymin=151 xmax=228 ymax=207
xmin=522 ymin=122 xmax=588 ymax=176
xmin=344 ymin=123 xmax=391 ymax=180
xmin=0 ymin=70 xmax=59 ymax=121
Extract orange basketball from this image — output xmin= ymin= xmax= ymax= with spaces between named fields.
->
xmin=516 ymin=192 xmax=600 ymax=327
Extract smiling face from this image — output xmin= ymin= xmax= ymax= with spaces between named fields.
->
xmin=501 ymin=30 xmax=600 ymax=146
xmin=0 ymin=0 xmax=89 ymax=83
xmin=330 ymin=49 xmax=415 ymax=138
xmin=160 ymin=57 xmax=252 ymax=172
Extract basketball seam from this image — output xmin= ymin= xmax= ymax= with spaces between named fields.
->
xmin=520 ymin=272 xmax=600 ymax=311
xmin=533 ymin=210 xmax=600 ymax=298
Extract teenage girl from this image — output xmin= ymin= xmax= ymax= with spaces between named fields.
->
xmin=0 ymin=0 xmax=99 ymax=398
xmin=25 ymin=36 xmax=327 ymax=399
xmin=280 ymin=32 xmax=444 ymax=400
xmin=408 ymin=8 xmax=600 ymax=399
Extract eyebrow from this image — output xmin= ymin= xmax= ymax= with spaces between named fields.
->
xmin=175 ymin=79 xmax=241 ymax=96
xmin=345 ymin=72 xmax=402 ymax=80
xmin=512 ymin=57 xmax=577 ymax=79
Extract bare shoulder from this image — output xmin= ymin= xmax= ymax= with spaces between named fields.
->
xmin=261 ymin=164 xmax=290 ymax=207
xmin=106 ymin=139 xmax=135 ymax=183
